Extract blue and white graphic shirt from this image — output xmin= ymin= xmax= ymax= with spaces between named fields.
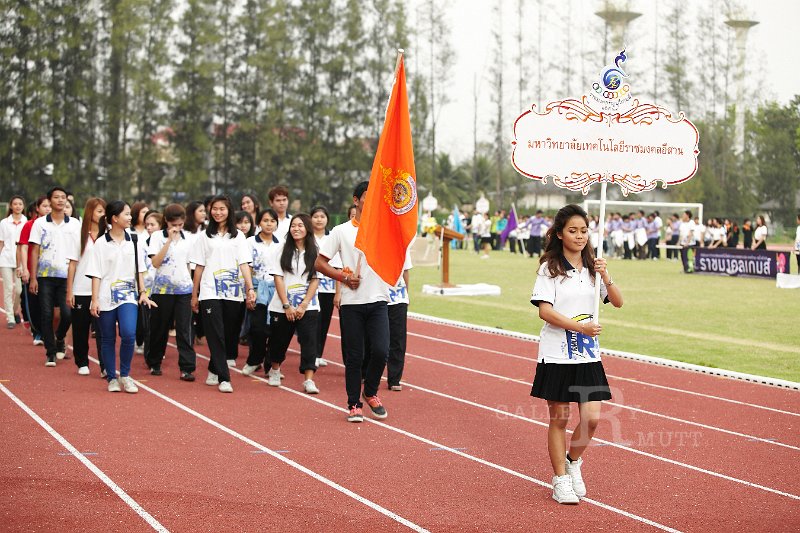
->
xmin=314 ymin=232 xmax=342 ymax=295
xmin=268 ymin=244 xmax=320 ymax=313
xmin=84 ymin=232 xmax=146 ymax=312
xmin=147 ymin=229 xmax=194 ymax=295
xmin=530 ymin=258 xmax=608 ymax=364
xmin=247 ymin=232 xmax=280 ymax=282
xmin=388 ymin=250 xmax=413 ymax=306
xmin=188 ymin=229 xmax=251 ymax=302
xmin=29 ymin=214 xmax=81 ymax=279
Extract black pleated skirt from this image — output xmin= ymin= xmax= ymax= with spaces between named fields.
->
xmin=531 ymin=361 xmax=612 ymax=403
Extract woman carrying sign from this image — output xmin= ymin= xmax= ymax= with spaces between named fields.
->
xmin=529 ymin=204 xmax=623 ymax=505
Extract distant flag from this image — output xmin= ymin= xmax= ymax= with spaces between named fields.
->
xmin=451 ymin=205 xmax=464 ymax=249
xmin=354 ymin=51 xmax=418 ymax=286
xmin=500 ymin=205 xmax=518 ymax=246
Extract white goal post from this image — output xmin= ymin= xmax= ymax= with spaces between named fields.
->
xmin=583 ymin=200 xmax=704 ymax=223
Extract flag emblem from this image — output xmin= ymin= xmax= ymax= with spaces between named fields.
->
xmin=382 ymin=165 xmax=417 ymax=215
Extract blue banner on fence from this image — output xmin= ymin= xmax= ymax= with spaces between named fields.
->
xmin=693 ymin=247 xmax=790 ymax=278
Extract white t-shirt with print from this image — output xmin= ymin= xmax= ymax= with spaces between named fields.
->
xmin=189 ymin=230 xmax=252 ymax=302
xmin=275 ymin=214 xmax=292 ymax=243
xmin=314 ymin=233 xmax=342 ymax=294
xmin=29 ymin=214 xmax=81 ymax=279
xmin=388 ymin=250 xmax=413 ymax=306
xmin=318 ymin=220 xmax=390 ymax=306
xmin=0 ymin=215 xmax=27 ymax=268
xmin=530 ymin=261 xmax=608 ymax=364
xmin=188 ymin=230 xmax=251 ymax=302
xmin=147 ymin=230 xmax=194 ymax=295
xmin=247 ymin=233 xmax=280 ymax=282
xmin=268 ymin=244 xmax=320 ymax=313
xmin=84 ymin=232 xmax=146 ymax=312
xmin=66 ymin=234 xmax=98 ymax=297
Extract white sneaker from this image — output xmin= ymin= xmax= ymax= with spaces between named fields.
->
xmin=565 ymin=455 xmax=586 ymax=497
xmin=267 ymin=368 xmax=281 ymax=387
xmin=107 ymin=379 xmax=121 ymax=393
xmin=226 ymin=359 xmax=236 ymax=368
xmin=100 ymin=369 xmax=107 ymax=378
xmin=303 ymin=379 xmax=319 ymax=394
xmin=56 ymin=351 xmax=66 ymax=360
xmin=120 ymin=376 xmax=138 ymax=394
xmin=77 ymin=366 xmax=90 ymax=376
xmin=242 ymin=363 xmax=260 ymax=376
xmin=206 ymin=372 xmax=219 ymax=386
xmin=135 ymin=344 xmax=144 ymax=354
xmin=552 ymin=475 xmax=579 ymax=504
xmin=218 ymin=381 xmax=233 ymax=393
xmin=315 ymin=358 xmax=328 ymax=367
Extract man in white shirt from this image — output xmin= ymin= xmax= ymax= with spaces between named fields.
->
xmin=269 ymin=185 xmax=291 ymax=242
xmin=315 ymin=181 xmax=391 ymax=423
xmin=29 ymin=187 xmax=81 ymax=365
xmin=678 ymin=210 xmax=697 ymax=273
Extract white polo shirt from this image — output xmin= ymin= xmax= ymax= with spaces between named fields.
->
xmin=247 ymin=233 xmax=280 ymax=282
xmin=530 ymin=259 xmax=608 ymax=364
xmin=268 ymin=244 xmax=320 ymax=313
xmin=188 ymin=229 xmax=251 ymax=302
xmin=29 ymin=214 xmax=81 ymax=279
xmin=147 ymin=229 xmax=194 ymax=295
xmin=388 ymin=250 xmax=413 ymax=306
xmin=275 ymin=214 xmax=292 ymax=243
xmin=318 ymin=220 xmax=390 ymax=306
xmin=0 ymin=215 xmax=27 ymax=268
xmin=66 ymin=234 xmax=99 ymax=297
xmin=84 ymin=232 xmax=146 ymax=312
xmin=314 ymin=232 xmax=342 ymax=294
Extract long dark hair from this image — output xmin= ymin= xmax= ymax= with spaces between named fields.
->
xmin=540 ymin=204 xmax=596 ymax=280
xmin=241 ymin=193 xmax=261 ymax=216
xmin=80 ymin=197 xmax=107 ymax=254
xmin=5 ymin=195 xmax=24 ymax=218
xmin=105 ymin=200 xmax=129 ymax=228
xmin=185 ymin=201 xmax=204 ymax=233
xmin=205 ymin=195 xmax=237 ymax=238
xmin=279 ymin=214 xmax=317 ymax=281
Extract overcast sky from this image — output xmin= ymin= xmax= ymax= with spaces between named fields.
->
xmin=411 ymin=0 xmax=800 ymax=163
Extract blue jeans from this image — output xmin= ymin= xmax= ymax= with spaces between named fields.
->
xmin=98 ymin=303 xmax=138 ymax=381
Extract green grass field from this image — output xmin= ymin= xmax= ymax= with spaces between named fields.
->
xmin=408 ymin=248 xmax=800 ymax=382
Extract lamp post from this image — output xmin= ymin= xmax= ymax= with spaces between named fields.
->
xmin=725 ymin=18 xmax=758 ymax=156
xmin=422 ymin=192 xmax=438 ymax=217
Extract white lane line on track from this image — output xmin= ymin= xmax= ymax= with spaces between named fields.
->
xmin=0 ymin=383 xmax=169 ymax=532
xmin=333 ymin=333 xmax=800 ymax=452
xmin=82 ymin=353 xmax=429 ymax=533
xmin=401 ymin=328 xmax=800 ymax=418
xmin=176 ymin=344 xmax=682 ymax=533
xmin=318 ymin=358 xmax=800 ymax=502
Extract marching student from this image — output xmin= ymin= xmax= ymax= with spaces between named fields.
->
xmin=145 ymin=204 xmax=197 ymax=381
xmin=241 ymin=208 xmax=280 ymax=376
xmin=315 ymin=181 xmax=391 ymax=423
xmin=16 ymin=197 xmax=51 ymax=346
xmin=66 ymin=198 xmax=106 ymax=376
xmin=265 ymin=214 xmax=321 ymax=394
xmin=240 ymin=193 xmax=261 ymax=222
xmin=134 ymin=210 xmax=162 ymax=356
xmin=87 ymin=201 xmax=157 ymax=393
xmin=234 ymin=210 xmax=256 ymax=346
xmin=29 ymin=187 xmax=82 ymax=366
xmin=189 ymin=195 xmax=256 ymax=393
xmin=185 ymin=200 xmax=207 ymax=345
xmin=0 ymin=195 xmax=27 ymax=329
xmin=530 ymin=204 xmax=623 ymax=505
xmin=130 ymin=202 xmax=150 ymax=241
xmin=310 ymin=205 xmax=341 ymax=368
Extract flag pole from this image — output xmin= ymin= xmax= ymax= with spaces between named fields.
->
xmin=593 ymin=181 xmax=607 ymax=324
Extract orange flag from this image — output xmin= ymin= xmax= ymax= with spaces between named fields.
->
xmin=355 ymin=51 xmax=418 ymax=286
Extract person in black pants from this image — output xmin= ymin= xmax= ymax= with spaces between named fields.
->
xmin=363 ymin=265 xmax=410 ymax=390
xmin=66 ymin=197 xmax=107 ymax=376
xmin=265 ymin=214 xmax=321 ymax=394
xmin=189 ymin=195 xmax=256 ymax=393
xmin=146 ymin=204 xmax=197 ymax=381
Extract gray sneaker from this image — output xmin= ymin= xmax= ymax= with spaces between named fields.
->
xmin=120 ymin=376 xmax=138 ymax=394
xmin=107 ymin=379 xmax=121 ymax=392
xmin=267 ymin=368 xmax=281 ymax=387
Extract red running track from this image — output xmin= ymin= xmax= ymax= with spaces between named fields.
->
xmin=0 ymin=310 xmax=798 ymax=532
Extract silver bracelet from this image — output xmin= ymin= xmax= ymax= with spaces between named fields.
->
xmin=605 ymin=277 xmax=614 ymax=287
